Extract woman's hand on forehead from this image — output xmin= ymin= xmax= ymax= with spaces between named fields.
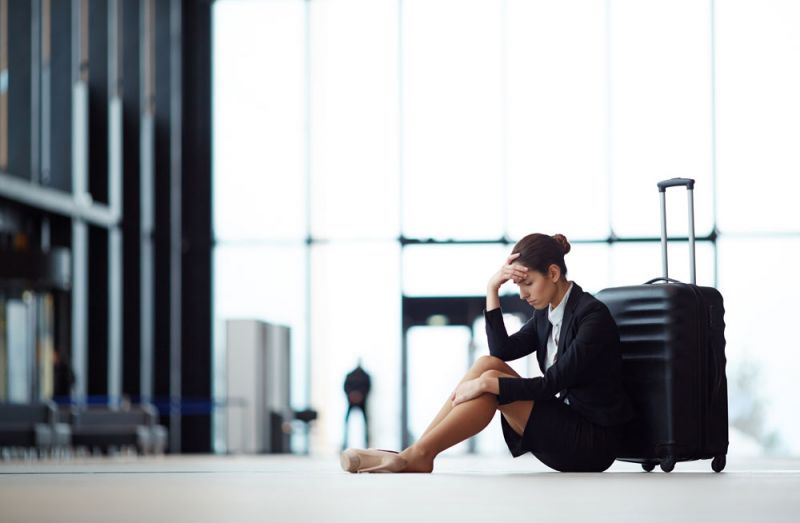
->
xmin=506 ymin=254 xmax=528 ymax=284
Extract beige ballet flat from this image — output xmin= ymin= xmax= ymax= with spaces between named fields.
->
xmin=340 ymin=448 xmax=408 ymax=473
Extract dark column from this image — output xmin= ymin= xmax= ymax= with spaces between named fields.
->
xmin=87 ymin=224 xmax=108 ymax=399
xmin=87 ymin=0 xmax=109 ymax=206
xmin=48 ymin=0 xmax=72 ymax=192
xmin=85 ymin=0 xmax=111 ymax=403
xmin=154 ymin=0 xmax=183 ymax=453
xmin=120 ymin=0 xmax=141 ymax=401
xmin=180 ymin=0 xmax=212 ymax=453
xmin=6 ymin=0 xmax=32 ymax=180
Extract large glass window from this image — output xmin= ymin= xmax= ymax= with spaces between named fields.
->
xmin=402 ymin=244 xmax=510 ymax=297
xmin=310 ymin=0 xmax=399 ymax=240
xmin=213 ymin=244 xmax=308 ymax=422
xmin=401 ymin=0 xmax=505 ymax=240
xmin=609 ymin=0 xmax=714 ymax=238
xmin=310 ymin=242 xmax=402 ymax=453
xmin=715 ymin=0 xmax=800 ymax=234
xmin=718 ymin=238 xmax=800 ymax=454
xmin=609 ymin=241 xmax=716 ymax=288
xmin=213 ymin=0 xmax=306 ymax=242
xmin=506 ymin=0 xmax=609 ymax=241
xmin=213 ymin=0 xmax=800 ymax=457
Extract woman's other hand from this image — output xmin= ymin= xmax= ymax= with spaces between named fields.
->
xmin=450 ymin=378 xmax=488 ymax=407
xmin=487 ymin=252 xmax=528 ymax=291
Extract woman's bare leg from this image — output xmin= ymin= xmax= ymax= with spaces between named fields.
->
xmin=417 ymin=355 xmax=521 ymax=441
xmin=362 ymin=355 xmax=525 ymax=473
xmin=397 ymin=389 xmax=498 ymax=472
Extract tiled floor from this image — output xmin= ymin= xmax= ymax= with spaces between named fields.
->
xmin=1 ymin=454 xmax=798 ymax=522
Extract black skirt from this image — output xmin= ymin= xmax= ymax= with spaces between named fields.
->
xmin=501 ymin=396 xmax=624 ymax=472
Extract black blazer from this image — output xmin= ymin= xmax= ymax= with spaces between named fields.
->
xmin=484 ymin=282 xmax=635 ymax=427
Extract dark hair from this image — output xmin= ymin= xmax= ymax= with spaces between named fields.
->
xmin=511 ymin=233 xmax=571 ymax=279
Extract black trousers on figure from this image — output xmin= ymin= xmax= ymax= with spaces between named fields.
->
xmin=342 ymin=402 xmax=370 ymax=450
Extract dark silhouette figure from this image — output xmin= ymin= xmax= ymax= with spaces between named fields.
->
xmin=342 ymin=360 xmax=371 ymax=451
xmin=52 ymin=349 xmax=75 ymax=404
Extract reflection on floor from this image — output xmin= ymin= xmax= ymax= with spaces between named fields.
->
xmin=1 ymin=454 xmax=798 ymax=522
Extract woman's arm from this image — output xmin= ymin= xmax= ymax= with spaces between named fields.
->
xmin=483 ymin=253 xmax=540 ymax=361
xmin=493 ymin=302 xmax=613 ymax=404
xmin=486 ymin=282 xmax=502 ymax=312
xmin=484 ymin=296 xmax=540 ymax=361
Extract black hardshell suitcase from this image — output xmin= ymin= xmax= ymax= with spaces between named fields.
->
xmin=596 ymin=178 xmax=729 ymax=473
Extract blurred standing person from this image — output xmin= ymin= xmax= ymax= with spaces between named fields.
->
xmin=342 ymin=360 xmax=371 ymax=451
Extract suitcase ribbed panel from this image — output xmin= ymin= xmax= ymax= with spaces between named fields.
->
xmin=598 ymin=284 xmax=703 ymax=461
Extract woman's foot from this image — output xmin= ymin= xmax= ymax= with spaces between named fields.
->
xmin=398 ymin=445 xmax=434 ymax=473
xmin=340 ymin=448 xmax=408 ymax=473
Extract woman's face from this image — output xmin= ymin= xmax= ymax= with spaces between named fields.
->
xmin=516 ymin=264 xmax=559 ymax=310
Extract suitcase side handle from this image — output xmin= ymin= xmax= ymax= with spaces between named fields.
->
xmin=644 ymin=277 xmax=683 ymax=285
xmin=657 ymin=178 xmax=696 ymax=284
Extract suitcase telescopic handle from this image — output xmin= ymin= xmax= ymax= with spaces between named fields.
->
xmin=657 ymin=178 xmax=696 ymax=284
xmin=657 ymin=178 xmax=695 ymax=191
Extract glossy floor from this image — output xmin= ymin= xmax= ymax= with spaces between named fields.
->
xmin=1 ymin=454 xmax=798 ymax=522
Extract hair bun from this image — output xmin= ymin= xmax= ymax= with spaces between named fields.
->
xmin=552 ymin=234 xmax=571 ymax=255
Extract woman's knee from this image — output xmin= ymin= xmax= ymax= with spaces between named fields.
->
xmin=472 ymin=356 xmax=521 ymax=381
xmin=471 ymin=355 xmax=506 ymax=374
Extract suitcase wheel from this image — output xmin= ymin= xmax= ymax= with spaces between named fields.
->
xmin=660 ymin=457 xmax=675 ymax=473
xmin=712 ymin=454 xmax=726 ymax=473
xmin=641 ymin=463 xmax=656 ymax=472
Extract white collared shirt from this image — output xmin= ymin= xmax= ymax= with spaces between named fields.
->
xmin=545 ymin=282 xmax=574 ymax=373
